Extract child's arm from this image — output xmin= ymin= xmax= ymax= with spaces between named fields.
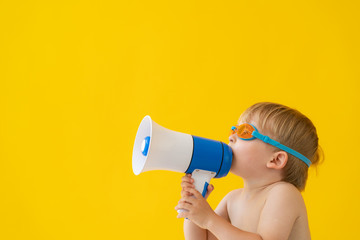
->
xmin=178 ymin=174 xmax=211 ymax=240
xmin=183 ymin=219 xmax=207 ymax=239
xmin=182 ymin=189 xmax=231 ymax=240
xmin=178 ymin=174 xmax=230 ymax=240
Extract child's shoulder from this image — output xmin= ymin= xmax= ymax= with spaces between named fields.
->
xmin=223 ymin=188 xmax=243 ymax=200
xmin=266 ymin=181 xmax=303 ymax=200
xmin=225 ymin=182 xmax=303 ymax=203
xmin=264 ymin=182 xmax=306 ymax=212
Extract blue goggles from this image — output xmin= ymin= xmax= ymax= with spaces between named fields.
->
xmin=230 ymin=123 xmax=311 ymax=167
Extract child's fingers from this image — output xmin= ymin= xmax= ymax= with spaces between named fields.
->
xmin=205 ymin=184 xmax=214 ymax=199
xmin=207 ymin=184 xmax=214 ymax=194
xmin=181 ymin=177 xmax=194 ymax=186
xmin=181 ymin=189 xmax=193 ymax=197
xmin=181 ymin=174 xmax=194 ymax=183
xmin=179 ymin=194 xmax=198 ymax=204
xmin=176 ymin=211 xmax=189 ymax=219
xmin=179 ymin=174 xmax=195 ymax=197
xmin=181 ymin=186 xmax=194 ymax=196
xmin=175 ymin=201 xmax=192 ymax=211
xmin=175 ymin=201 xmax=192 ymax=218
xmin=184 ymin=187 xmax=203 ymax=199
xmin=181 ymin=181 xmax=194 ymax=189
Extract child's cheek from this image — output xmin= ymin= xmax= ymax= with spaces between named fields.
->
xmin=229 ymin=147 xmax=245 ymax=173
xmin=229 ymin=143 xmax=258 ymax=175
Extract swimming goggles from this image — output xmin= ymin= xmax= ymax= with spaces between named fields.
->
xmin=230 ymin=123 xmax=311 ymax=167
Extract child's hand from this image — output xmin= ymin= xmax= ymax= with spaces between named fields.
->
xmin=175 ymin=187 xmax=217 ymax=229
xmin=180 ymin=174 xmax=214 ymax=199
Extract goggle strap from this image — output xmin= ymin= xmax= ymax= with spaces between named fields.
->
xmin=252 ymin=131 xmax=312 ymax=167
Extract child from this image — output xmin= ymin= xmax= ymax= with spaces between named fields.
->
xmin=175 ymin=102 xmax=322 ymax=240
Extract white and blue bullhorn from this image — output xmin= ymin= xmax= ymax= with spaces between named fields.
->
xmin=132 ymin=116 xmax=233 ymax=198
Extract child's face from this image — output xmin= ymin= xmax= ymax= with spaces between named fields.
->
xmin=228 ymin=120 xmax=276 ymax=178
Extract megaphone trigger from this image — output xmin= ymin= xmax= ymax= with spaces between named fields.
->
xmin=202 ymin=182 xmax=209 ymax=197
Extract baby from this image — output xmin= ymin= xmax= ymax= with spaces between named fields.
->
xmin=175 ymin=102 xmax=322 ymax=240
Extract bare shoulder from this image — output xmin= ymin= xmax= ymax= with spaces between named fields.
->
xmin=268 ymin=181 xmax=301 ymax=193
xmin=216 ymin=188 xmax=243 ymax=209
xmin=223 ymin=188 xmax=243 ymax=205
xmin=226 ymin=188 xmax=243 ymax=198
xmin=267 ymin=182 xmax=305 ymax=208
xmin=214 ymin=188 xmax=242 ymax=220
xmin=258 ymin=182 xmax=310 ymax=240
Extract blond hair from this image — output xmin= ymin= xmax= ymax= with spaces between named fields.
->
xmin=239 ymin=102 xmax=323 ymax=191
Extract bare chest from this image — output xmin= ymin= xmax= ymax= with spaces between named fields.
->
xmin=226 ymin=190 xmax=310 ymax=240
xmin=227 ymin=194 xmax=266 ymax=233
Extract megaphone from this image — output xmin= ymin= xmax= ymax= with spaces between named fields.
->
xmin=132 ymin=116 xmax=233 ymax=198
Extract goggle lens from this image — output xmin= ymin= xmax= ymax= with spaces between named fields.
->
xmin=230 ymin=124 xmax=255 ymax=139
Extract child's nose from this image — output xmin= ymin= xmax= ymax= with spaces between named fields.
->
xmin=229 ymin=134 xmax=236 ymax=143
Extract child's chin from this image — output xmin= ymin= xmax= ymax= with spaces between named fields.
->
xmin=229 ymin=168 xmax=242 ymax=177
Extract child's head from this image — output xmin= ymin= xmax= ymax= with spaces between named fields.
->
xmin=238 ymin=102 xmax=323 ymax=191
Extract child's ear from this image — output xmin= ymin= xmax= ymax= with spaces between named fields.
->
xmin=267 ymin=151 xmax=288 ymax=169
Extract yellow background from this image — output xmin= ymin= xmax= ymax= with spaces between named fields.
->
xmin=1 ymin=0 xmax=359 ymax=239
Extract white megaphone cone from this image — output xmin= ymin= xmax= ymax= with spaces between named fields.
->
xmin=132 ymin=116 xmax=233 ymax=202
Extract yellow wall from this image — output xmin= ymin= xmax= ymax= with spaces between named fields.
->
xmin=1 ymin=1 xmax=359 ymax=239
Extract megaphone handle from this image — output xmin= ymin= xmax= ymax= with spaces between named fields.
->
xmin=177 ymin=169 xmax=216 ymax=214
xmin=191 ymin=169 xmax=216 ymax=198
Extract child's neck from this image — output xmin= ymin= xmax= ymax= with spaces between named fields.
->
xmin=242 ymin=174 xmax=282 ymax=194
